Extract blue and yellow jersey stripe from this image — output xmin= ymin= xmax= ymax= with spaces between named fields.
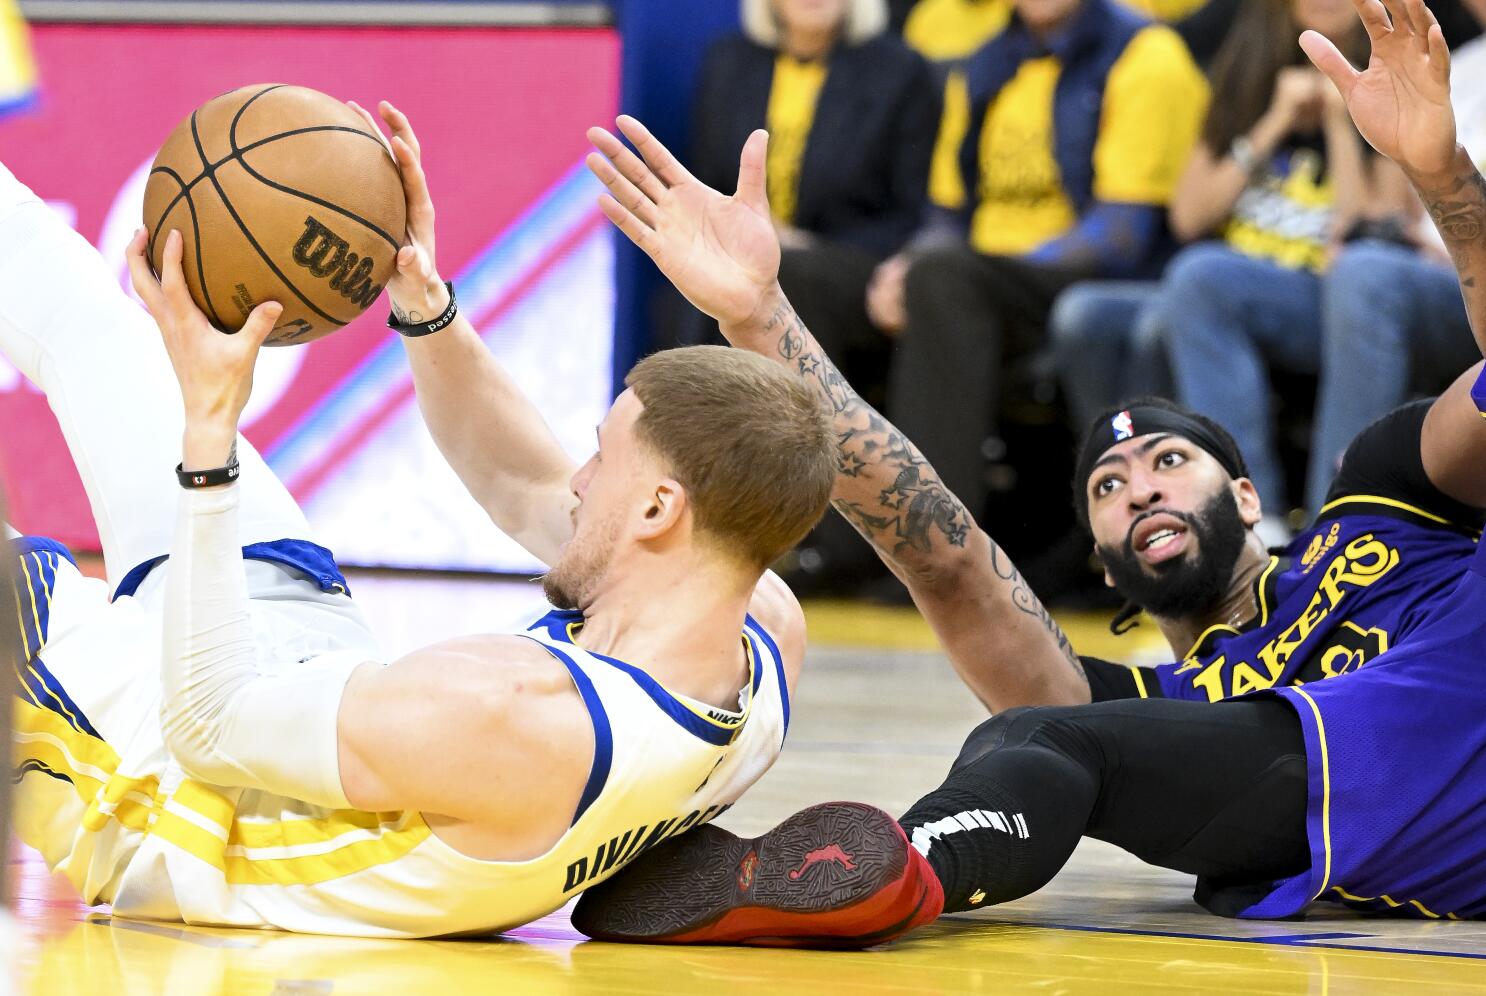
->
xmin=10 ymin=535 xmax=429 ymax=889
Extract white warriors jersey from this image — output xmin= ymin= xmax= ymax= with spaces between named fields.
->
xmin=11 ymin=541 xmax=791 ymax=938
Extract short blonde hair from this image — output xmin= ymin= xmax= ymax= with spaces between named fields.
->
xmin=741 ymin=0 xmax=889 ymax=48
xmin=625 ymin=345 xmax=835 ymax=569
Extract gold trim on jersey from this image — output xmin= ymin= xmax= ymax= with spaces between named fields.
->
xmin=1290 ymin=686 xmax=1333 ymax=902
xmin=1330 ymin=886 xmax=1460 ymax=920
xmin=1318 ymin=494 xmax=1482 ymax=536
xmin=1179 ymin=556 xmax=1281 ymax=661
xmin=1130 ymin=667 xmax=1149 ymax=699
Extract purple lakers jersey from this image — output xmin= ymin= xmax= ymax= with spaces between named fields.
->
xmin=1137 ymin=400 xmax=1486 ymax=920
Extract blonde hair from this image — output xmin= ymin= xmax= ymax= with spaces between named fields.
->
xmin=741 ymin=0 xmax=889 ymax=48
xmin=625 ymin=345 xmax=836 ymax=569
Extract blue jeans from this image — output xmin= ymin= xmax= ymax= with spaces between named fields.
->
xmin=1161 ymin=243 xmax=1323 ymax=515
xmin=1049 ymin=280 xmax=1170 ymax=433
xmin=1305 ymin=241 xmax=1478 ymax=514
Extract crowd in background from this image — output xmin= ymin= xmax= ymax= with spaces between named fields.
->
xmin=672 ymin=0 xmax=1486 ymax=604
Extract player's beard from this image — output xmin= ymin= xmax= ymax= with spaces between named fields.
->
xmin=1097 ymin=487 xmax=1248 ymax=620
xmin=542 ymin=507 xmax=622 ymax=611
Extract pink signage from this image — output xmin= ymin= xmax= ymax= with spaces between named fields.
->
xmin=0 ymin=22 xmax=619 ymax=571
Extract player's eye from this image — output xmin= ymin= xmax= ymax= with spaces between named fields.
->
xmin=1094 ymin=475 xmax=1122 ymax=498
xmin=1156 ymin=449 xmax=1187 ymax=470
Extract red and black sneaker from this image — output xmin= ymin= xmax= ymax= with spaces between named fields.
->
xmin=570 ymin=801 xmax=944 ymax=949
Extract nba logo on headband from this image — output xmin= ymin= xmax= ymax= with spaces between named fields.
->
xmin=1111 ymin=410 xmax=1134 ymax=441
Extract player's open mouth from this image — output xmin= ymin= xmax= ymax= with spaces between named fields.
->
xmin=1132 ymin=516 xmax=1190 ymax=565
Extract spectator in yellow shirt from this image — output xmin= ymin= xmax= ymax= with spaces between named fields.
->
xmin=870 ymin=0 xmax=1207 ymax=528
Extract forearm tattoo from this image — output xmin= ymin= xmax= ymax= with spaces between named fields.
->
xmin=991 ymin=540 xmax=1082 ymax=677
xmin=1421 ymin=154 xmax=1486 ymax=345
xmin=766 ymin=302 xmax=971 ymax=557
xmin=762 ymin=301 xmax=1084 ymax=679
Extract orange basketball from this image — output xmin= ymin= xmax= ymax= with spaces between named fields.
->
xmin=142 ymin=84 xmax=407 ymax=346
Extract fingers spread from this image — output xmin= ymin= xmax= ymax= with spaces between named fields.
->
xmin=587 ymin=125 xmax=668 ymax=202
xmin=1355 ymin=0 xmax=1394 ymax=39
xmin=736 ymin=129 xmax=770 ymax=215
xmin=1402 ymin=0 xmax=1431 ymax=42
xmin=1300 ymin=30 xmax=1360 ymax=96
xmin=585 ymin=151 xmax=659 ymax=228
xmin=596 ymin=193 xmax=659 ymax=257
xmin=615 ymin=115 xmax=693 ymax=188
xmin=1427 ymin=22 xmax=1451 ymax=84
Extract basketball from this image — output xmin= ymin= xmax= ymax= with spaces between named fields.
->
xmin=142 ymin=84 xmax=407 ymax=346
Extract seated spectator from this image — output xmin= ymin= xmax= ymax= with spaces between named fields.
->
xmin=870 ymin=0 xmax=1207 ymax=536
xmin=1304 ymin=0 xmax=1486 ymax=514
xmin=689 ymin=0 xmax=939 ymax=592
xmin=903 ymin=0 xmax=1011 ymax=65
xmin=1155 ymin=0 xmax=1383 ymax=539
xmin=688 ymin=0 xmax=937 ymax=382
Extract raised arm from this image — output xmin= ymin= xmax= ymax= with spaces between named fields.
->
xmin=1304 ymin=0 xmax=1486 ymax=506
xmin=127 ymin=227 xmax=591 ymax=843
xmin=353 ymin=102 xmax=577 ymax=566
xmin=585 ymin=117 xmax=1089 ymax=711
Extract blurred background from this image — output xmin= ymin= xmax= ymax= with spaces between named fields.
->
xmin=2 ymin=0 xmax=1484 ymax=609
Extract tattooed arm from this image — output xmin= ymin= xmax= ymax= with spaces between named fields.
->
xmin=584 ymin=117 xmax=1089 ymax=710
xmin=740 ymin=288 xmax=1090 ymax=709
xmin=1304 ymin=0 xmax=1486 ymax=506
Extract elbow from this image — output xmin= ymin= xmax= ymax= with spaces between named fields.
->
xmin=892 ymin=524 xmax=991 ymax=594
xmin=160 ymin=710 xmax=221 ymax=785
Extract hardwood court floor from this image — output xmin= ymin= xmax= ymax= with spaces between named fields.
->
xmin=10 ymin=571 xmax=1486 ymax=994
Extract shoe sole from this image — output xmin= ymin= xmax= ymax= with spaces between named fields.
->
xmin=572 ymin=801 xmax=933 ymax=948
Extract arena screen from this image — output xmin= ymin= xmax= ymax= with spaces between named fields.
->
xmin=0 ymin=21 xmax=619 ymax=572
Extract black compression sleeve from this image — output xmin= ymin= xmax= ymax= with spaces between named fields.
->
xmin=899 ymin=698 xmax=1309 ymax=916
xmin=1082 ymin=655 xmax=1164 ymax=702
xmin=1323 ymin=399 xmax=1486 ymax=530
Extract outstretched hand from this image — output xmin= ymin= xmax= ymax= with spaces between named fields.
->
xmin=126 ymin=227 xmax=280 ymax=434
xmin=586 ymin=116 xmax=780 ymax=330
xmin=347 ymin=99 xmax=448 ymax=321
xmin=1300 ymin=0 xmax=1456 ymax=177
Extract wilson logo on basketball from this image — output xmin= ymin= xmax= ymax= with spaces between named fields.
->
xmin=787 ymin=844 xmax=856 ymax=880
xmin=290 ymin=215 xmax=385 ymax=308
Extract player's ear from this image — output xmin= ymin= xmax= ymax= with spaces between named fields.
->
xmin=1092 ymin=546 xmax=1116 ymax=588
xmin=636 ymin=479 xmax=687 ymax=541
xmin=1233 ymin=478 xmax=1263 ymax=527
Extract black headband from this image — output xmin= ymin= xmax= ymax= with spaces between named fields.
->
xmin=1075 ymin=405 xmax=1247 ymax=502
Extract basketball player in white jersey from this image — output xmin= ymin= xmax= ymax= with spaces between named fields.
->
xmin=3 ymin=101 xmax=835 ymax=937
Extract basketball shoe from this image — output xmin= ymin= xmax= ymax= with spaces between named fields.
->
xmin=571 ymin=801 xmax=944 ymax=948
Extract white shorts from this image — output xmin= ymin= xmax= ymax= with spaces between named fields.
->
xmin=12 ymin=535 xmax=383 ymax=919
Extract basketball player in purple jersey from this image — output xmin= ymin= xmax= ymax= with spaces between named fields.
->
xmin=577 ymin=0 xmax=1486 ymax=945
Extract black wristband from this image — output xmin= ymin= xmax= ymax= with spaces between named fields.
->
xmin=176 ymin=461 xmax=240 ymax=489
xmin=388 ymin=281 xmax=457 ymax=337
